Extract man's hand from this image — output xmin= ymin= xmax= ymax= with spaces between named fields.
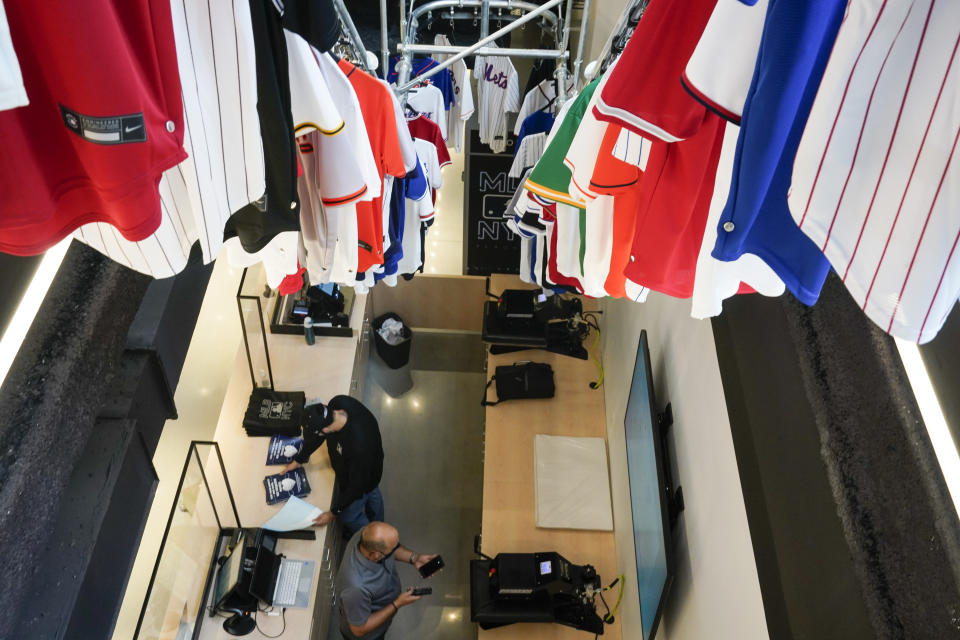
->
xmin=281 ymin=461 xmax=302 ymax=474
xmin=312 ymin=511 xmax=335 ymax=527
xmin=413 ymin=553 xmax=439 ymax=574
xmin=394 ymin=588 xmax=422 ymax=608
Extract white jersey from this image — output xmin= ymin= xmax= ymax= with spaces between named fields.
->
xmin=74 ymin=0 xmax=264 ymax=279
xmin=513 ymin=78 xmax=573 ymax=136
xmin=509 ymin=132 xmax=547 ymax=178
xmin=564 ymin=68 xmax=614 ymax=200
xmin=690 ymin=121 xmax=784 ymax=319
xmin=789 ymin=0 xmax=960 ymax=344
xmin=406 ymin=84 xmax=448 ymax=141
xmin=683 ymin=0 xmax=767 ymax=123
xmin=396 ymin=153 xmax=435 ymax=276
xmin=0 ymin=0 xmax=26 ymax=111
xmin=383 ymin=79 xmax=419 ymax=173
xmin=434 ymin=34 xmax=475 ymax=152
xmin=474 ymin=42 xmax=520 ymax=153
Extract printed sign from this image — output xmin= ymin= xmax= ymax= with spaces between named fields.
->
xmin=465 ymin=130 xmax=521 ymax=275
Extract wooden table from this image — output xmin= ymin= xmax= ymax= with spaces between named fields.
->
xmin=194 ymin=276 xmax=370 ymax=640
xmin=481 ymin=338 xmax=622 ymax=639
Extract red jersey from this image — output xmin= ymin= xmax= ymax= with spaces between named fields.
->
xmin=0 ymin=1 xmax=185 ymax=256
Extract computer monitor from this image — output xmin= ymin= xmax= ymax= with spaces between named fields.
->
xmin=214 ymin=538 xmax=246 ymax=612
xmin=249 ymin=545 xmax=281 ymax=605
xmin=624 ymin=331 xmax=675 ymax=640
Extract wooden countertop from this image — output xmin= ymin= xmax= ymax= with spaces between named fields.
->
xmin=196 ymin=277 xmax=368 ymax=640
xmin=481 ymin=343 xmax=622 ymax=640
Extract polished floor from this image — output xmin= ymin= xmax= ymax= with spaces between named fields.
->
xmin=330 ymin=330 xmax=487 ymax=639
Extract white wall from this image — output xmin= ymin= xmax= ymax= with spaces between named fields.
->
xmin=601 ymin=293 xmax=768 ymax=640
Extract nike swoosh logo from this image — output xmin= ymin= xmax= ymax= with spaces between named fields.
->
xmin=125 ymin=125 xmax=143 ymax=133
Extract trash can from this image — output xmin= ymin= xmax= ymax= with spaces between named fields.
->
xmin=372 ymin=312 xmax=412 ymax=369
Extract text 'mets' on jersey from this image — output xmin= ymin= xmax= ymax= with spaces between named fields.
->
xmin=682 ymin=0 xmax=768 ymax=124
xmin=474 ymin=42 xmax=520 ymax=154
xmin=593 ymin=0 xmax=717 ymax=142
xmin=789 ymin=0 xmax=960 ymax=343
xmin=0 ymin=0 xmax=185 ymax=256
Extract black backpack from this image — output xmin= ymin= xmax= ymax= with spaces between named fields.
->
xmin=481 ymin=362 xmax=556 ymax=406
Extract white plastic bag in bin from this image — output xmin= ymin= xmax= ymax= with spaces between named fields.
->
xmin=377 ymin=317 xmax=407 ymax=345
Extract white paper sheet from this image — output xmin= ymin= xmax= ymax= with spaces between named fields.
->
xmin=261 ymin=495 xmax=323 ymax=531
xmin=534 ymin=435 xmax=614 ymax=530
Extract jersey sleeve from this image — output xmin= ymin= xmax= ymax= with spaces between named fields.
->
xmin=505 ymin=64 xmax=521 ymax=113
xmin=374 ymin=85 xmax=407 ymax=179
xmin=285 ymin=31 xmax=344 ymax=136
xmin=404 ymin=155 xmax=429 ymax=201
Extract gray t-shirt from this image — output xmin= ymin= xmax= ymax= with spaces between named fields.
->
xmin=336 ymin=529 xmax=403 ymax=640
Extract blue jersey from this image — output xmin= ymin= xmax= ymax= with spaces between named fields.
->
xmin=711 ymin=0 xmax=846 ymax=305
xmin=378 ymin=156 xmax=428 ymax=279
xmin=515 ymin=111 xmax=555 ymax=158
xmin=387 ymin=57 xmax=455 ymax=110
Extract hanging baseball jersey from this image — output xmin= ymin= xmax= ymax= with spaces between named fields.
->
xmin=690 ymin=121 xmax=784 ymax=319
xmin=509 ymin=133 xmax=548 ymax=179
xmin=407 ymin=114 xmax=451 ymax=208
xmin=0 ymin=1 xmax=25 ymax=111
xmin=72 ymin=0 xmax=263 ymax=279
xmin=682 ymin=0 xmax=767 ymax=124
xmin=789 ymin=0 xmax=960 ymax=343
xmin=525 ymin=80 xmax=600 ymax=207
xmin=513 ymin=78 xmax=574 ymax=136
xmin=339 ymin=59 xmax=407 ymax=273
xmin=383 ymin=78 xmax=419 ymax=173
xmin=406 ymin=84 xmax=448 ymax=141
xmin=593 ymin=0 xmax=717 ymax=142
xmin=711 ymin=0 xmax=845 ymax=306
xmin=387 ymin=55 xmax=455 ymax=110
xmin=588 ymin=125 xmax=644 ymax=300
xmin=474 ymin=43 xmax=520 ymax=153
xmin=379 ymin=158 xmax=428 ymax=278
xmin=434 ymin=34 xmax=475 ymax=152
xmin=0 ymin=0 xmax=185 ymax=256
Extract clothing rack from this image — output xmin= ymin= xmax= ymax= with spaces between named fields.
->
xmin=387 ymin=0 xmax=591 ymax=104
xmin=594 ymin=0 xmax=648 ymax=75
xmin=332 ymin=0 xmax=373 ymax=72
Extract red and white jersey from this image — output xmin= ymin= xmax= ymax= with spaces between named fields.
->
xmin=0 ymin=1 xmax=25 ymax=111
xmin=0 ymin=0 xmax=186 ymax=256
xmin=789 ymin=0 xmax=960 ymax=343
xmin=683 ymin=0 xmax=767 ymax=124
xmin=593 ymin=0 xmax=717 ymax=142
xmin=74 ymin=0 xmax=264 ymax=278
xmin=691 ymin=121 xmax=784 ymax=319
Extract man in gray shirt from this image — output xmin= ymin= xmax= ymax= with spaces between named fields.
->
xmin=336 ymin=521 xmax=438 ymax=639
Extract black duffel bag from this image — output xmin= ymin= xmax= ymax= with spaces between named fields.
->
xmin=481 ymin=362 xmax=555 ymax=406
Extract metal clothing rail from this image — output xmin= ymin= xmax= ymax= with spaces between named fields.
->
xmin=389 ymin=0 xmax=591 ymax=102
xmin=332 ymin=0 xmax=372 ymax=72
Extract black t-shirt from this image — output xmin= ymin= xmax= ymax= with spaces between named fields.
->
xmin=225 ymin=0 xmax=342 ymax=252
xmin=295 ymin=395 xmax=384 ymax=513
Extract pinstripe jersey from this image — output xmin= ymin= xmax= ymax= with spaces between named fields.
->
xmin=73 ymin=0 xmax=263 ymax=279
xmin=473 ymin=43 xmax=520 ymax=153
xmin=434 ymin=34 xmax=475 ymax=153
xmin=509 ymin=133 xmax=547 ymax=178
xmin=789 ymin=0 xmax=960 ymax=343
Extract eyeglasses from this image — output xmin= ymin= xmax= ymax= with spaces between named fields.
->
xmin=380 ymin=541 xmax=401 ymax=561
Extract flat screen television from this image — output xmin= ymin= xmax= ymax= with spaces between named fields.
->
xmin=623 ymin=330 xmax=674 ymax=640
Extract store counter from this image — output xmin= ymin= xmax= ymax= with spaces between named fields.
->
xmin=481 ymin=346 xmax=623 ymax=640
xmin=199 ymin=281 xmax=371 ymax=640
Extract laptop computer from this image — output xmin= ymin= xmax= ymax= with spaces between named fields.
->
xmin=249 ymin=545 xmax=315 ymax=608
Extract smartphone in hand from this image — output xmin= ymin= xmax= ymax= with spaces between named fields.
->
xmin=418 ymin=555 xmax=444 ymax=578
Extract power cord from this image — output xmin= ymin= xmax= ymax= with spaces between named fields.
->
xmin=255 ymin=605 xmax=286 ymax=638
xmin=582 ymin=312 xmax=604 ymax=390
xmin=599 ymin=575 xmax=625 ymax=624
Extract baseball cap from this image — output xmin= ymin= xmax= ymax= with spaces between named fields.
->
xmin=304 ymin=401 xmax=334 ymax=431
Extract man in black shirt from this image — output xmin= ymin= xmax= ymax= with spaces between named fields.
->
xmin=282 ymin=395 xmax=385 ymax=537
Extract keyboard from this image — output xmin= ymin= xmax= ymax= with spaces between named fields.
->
xmin=274 ymin=560 xmax=303 ymax=605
